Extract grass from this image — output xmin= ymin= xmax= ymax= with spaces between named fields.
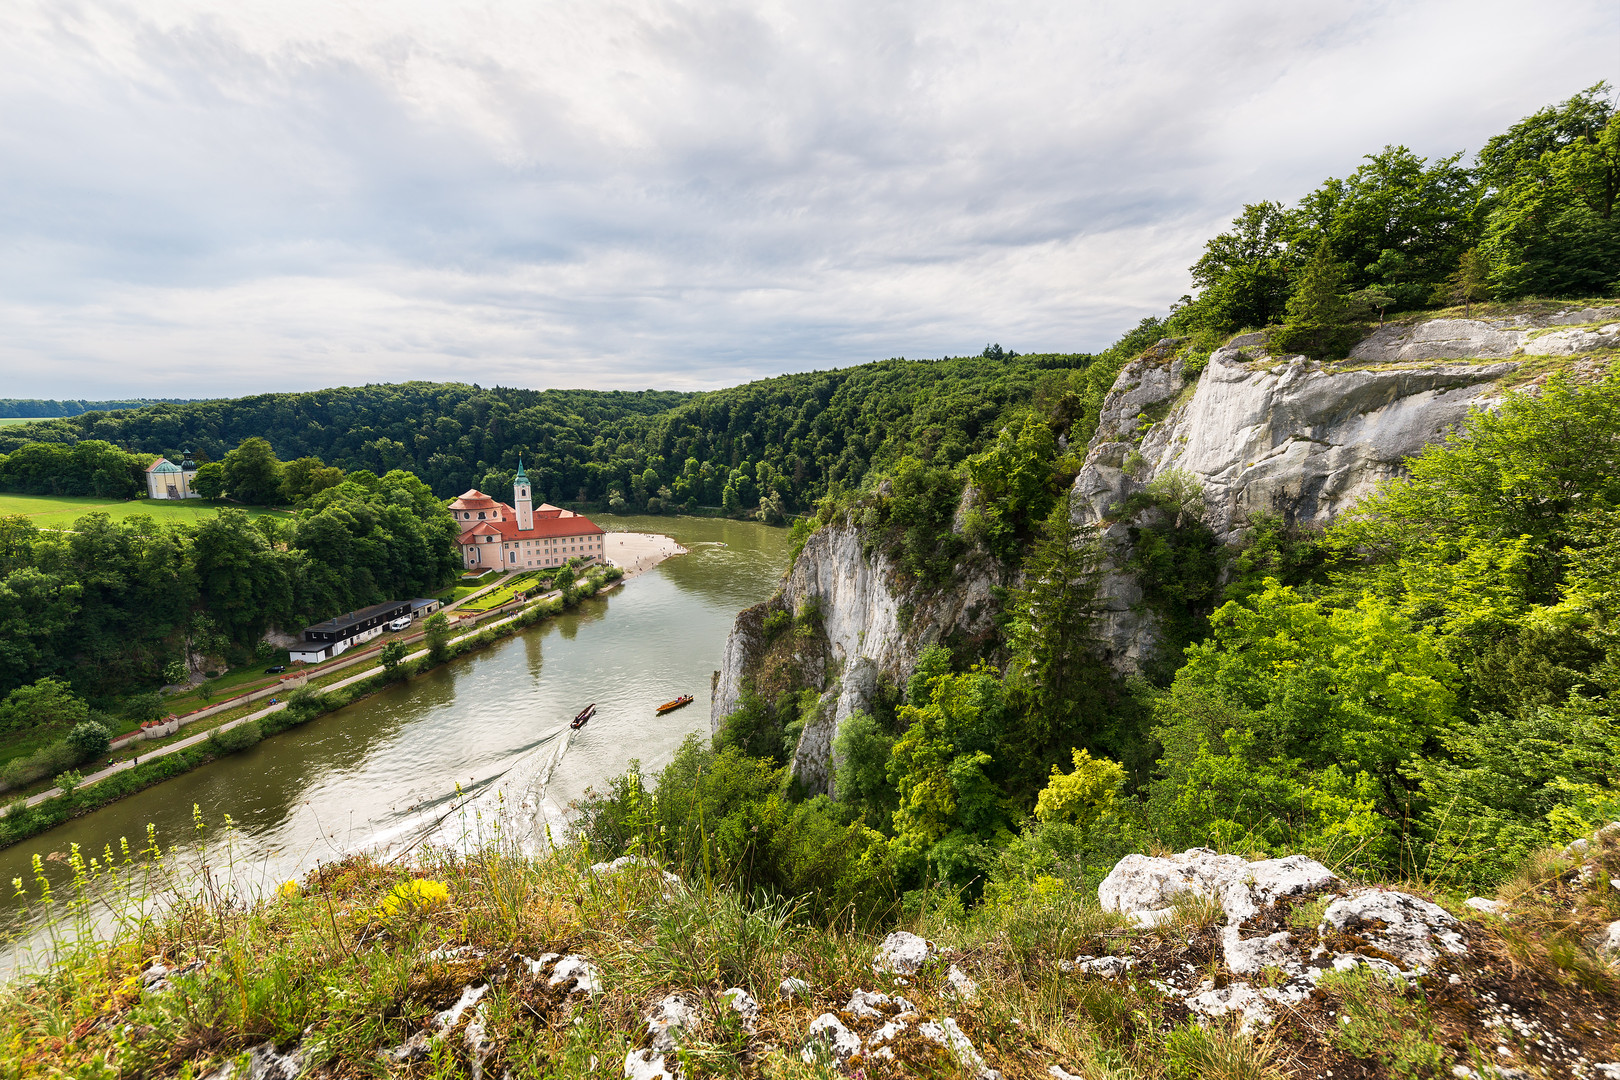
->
xmin=0 ymin=417 xmax=43 ymax=426
xmin=0 ymin=493 xmax=288 ymax=529
xmin=3 ymin=813 xmax=1618 ymax=1078
xmin=458 ymin=571 xmax=551 ymax=613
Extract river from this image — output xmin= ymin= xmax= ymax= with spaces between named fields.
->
xmin=0 ymin=514 xmax=790 ymax=969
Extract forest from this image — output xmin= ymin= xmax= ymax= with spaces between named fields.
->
xmin=571 ymin=83 xmax=1620 ymax=922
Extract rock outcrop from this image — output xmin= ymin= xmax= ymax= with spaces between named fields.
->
xmin=1072 ymin=309 xmax=1619 ymax=669
xmin=711 ymin=523 xmax=999 ymax=794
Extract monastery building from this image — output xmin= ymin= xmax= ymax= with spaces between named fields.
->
xmin=450 ymin=463 xmax=605 ymax=572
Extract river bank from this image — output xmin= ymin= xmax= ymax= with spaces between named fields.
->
xmin=0 ymin=563 xmax=625 ymax=851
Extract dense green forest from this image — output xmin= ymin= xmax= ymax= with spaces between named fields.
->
xmin=0 ymin=355 xmax=1094 ymax=516
xmin=0 ymin=399 xmax=197 ymax=419
xmin=573 ymin=84 xmax=1620 ymax=922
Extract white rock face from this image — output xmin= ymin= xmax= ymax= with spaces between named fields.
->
xmin=917 ymin=1017 xmax=1000 ymax=1079
xmin=710 ymin=524 xmax=998 ymax=794
xmin=1221 ymin=926 xmax=1296 ymax=976
xmin=1320 ymin=889 xmax=1467 ymax=968
xmin=1096 ymin=848 xmax=1338 ymax=928
xmin=947 ymin=964 xmax=979 ymax=1000
xmin=1350 ymin=313 xmax=1620 ymax=363
xmin=200 ymin=1042 xmax=307 ymax=1080
xmin=846 ymin=988 xmax=915 ymax=1019
xmin=1596 ymin=921 xmax=1620 ymax=965
xmin=1072 ymin=344 xmax=1519 ymax=667
xmin=590 ymin=855 xmax=683 ymax=890
xmin=873 ymin=930 xmax=935 ymax=975
xmin=549 ymin=955 xmax=602 ymax=995
xmin=721 ymin=987 xmax=759 ymax=1032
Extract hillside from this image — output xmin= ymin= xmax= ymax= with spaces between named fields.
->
xmin=0 ymin=353 xmax=1093 ymax=510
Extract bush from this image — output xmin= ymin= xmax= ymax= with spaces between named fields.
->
xmin=209 ymin=720 xmax=263 ymax=754
xmin=65 ymin=721 xmax=111 ymax=762
xmin=0 ymin=740 xmax=78 ymax=789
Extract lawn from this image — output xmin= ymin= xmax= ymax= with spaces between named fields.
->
xmin=0 ymin=493 xmax=290 ymax=528
xmin=457 ymin=570 xmax=551 ymax=612
xmin=0 ymin=417 xmax=44 ymax=427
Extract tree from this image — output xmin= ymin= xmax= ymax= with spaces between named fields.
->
xmin=423 ymin=613 xmax=452 ymax=662
xmin=1034 ymin=748 xmax=1124 ymax=829
xmin=0 ymin=677 xmax=89 ymax=735
xmin=280 ymin=456 xmax=345 ymax=502
xmin=1268 ymin=242 xmax=1356 ymax=359
xmin=191 ymin=461 xmax=226 ymax=500
xmin=65 ymin=720 xmax=111 ymax=762
xmin=1005 ymin=496 xmax=1103 ymax=726
xmin=221 ymin=437 xmax=284 ymax=505
xmin=1348 ymin=286 xmax=1397 ymax=327
xmin=1184 ymin=201 xmax=1295 ymax=331
xmin=1432 ymin=247 xmax=1490 ymax=315
xmin=380 ymin=639 xmax=409 ymax=677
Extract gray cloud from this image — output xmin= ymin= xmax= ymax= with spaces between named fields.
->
xmin=0 ymin=0 xmax=1615 ymax=398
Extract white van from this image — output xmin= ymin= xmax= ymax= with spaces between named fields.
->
xmin=388 ymin=616 xmax=412 ymax=631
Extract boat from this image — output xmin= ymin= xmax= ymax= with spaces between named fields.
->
xmin=655 ymin=694 xmax=694 ymax=715
xmin=570 ymin=703 xmax=596 ymax=730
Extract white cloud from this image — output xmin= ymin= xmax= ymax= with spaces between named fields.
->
xmin=0 ymin=0 xmax=1614 ymax=397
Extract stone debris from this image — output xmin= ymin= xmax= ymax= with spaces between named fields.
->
xmin=1319 ymin=888 xmax=1467 ymax=968
xmin=435 ymin=984 xmax=488 ymax=1030
xmin=590 ymin=854 xmax=684 ymax=889
xmin=141 ymin=956 xmax=203 ymax=993
xmin=624 ymin=1049 xmax=677 ymax=1080
xmin=946 ymin=963 xmax=979 ymax=1000
xmin=200 ymin=1042 xmax=307 ymax=1080
xmin=1096 ymin=847 xmax=1337 ymax=928
xmin=872 ymin=929 xmax=935 ymax=975
xmin=549 ymin=955 xmax=603 ymax=995
xmin=778 ymin=976 xmax=810 ymax=999
xmin=846 ymin=987 xmax=915 ymax=1019
xmin=1049 ymin=1067 xmax=1084 ymax=1080
xmin=1465 ymin=897 xmax=1507 ymax=916
xmin=917 ymin=1016 xmax=1001 ymax=1079
xmin=1058 ymin=954 xmax=1137 ymax=976
xmin=645 ymin=994 xmax=697 ymax=1055
xmin=463 ymin=1003 xmax=492 ymax=1080
xmin=1183 ymin=980 xmax=1311 ymax=1033
xmin=1595 ymin=921 xmax=1620 ymax=965
xmin=802 ymin=1013 xmax=861 ymax=1064
xmin=721 ymin=986 xmax=759 ymax=1032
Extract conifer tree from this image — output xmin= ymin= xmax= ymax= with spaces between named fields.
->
xmin=1269 ymin=241 xmax=1356 ymax=359
xmin=1432 ymin=247 xmax=1491 ymax=316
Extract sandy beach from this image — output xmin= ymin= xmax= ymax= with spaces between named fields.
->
xmin=605 ymin=531 xmax=687 ymax=578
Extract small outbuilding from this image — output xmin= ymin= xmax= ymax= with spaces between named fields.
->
xmin=409 ymin=598 xmax=442 ymax=618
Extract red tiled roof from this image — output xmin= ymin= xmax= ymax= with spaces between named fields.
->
xmin=457 ymin=511 xmax=604 ymax=546
xmin=449 ymin=489 xmax=498 ymax=510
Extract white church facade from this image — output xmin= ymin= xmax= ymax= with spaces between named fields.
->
xmin=450 ymin=462 xmax=605 ymax=572
xmin=144 ymin=456 xmax=202 ymax=500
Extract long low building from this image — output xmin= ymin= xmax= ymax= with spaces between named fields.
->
xmin=291 ymin=600 xmax=413 ymax=664
xmin=450 ymin=460 xmax=605 ymax=572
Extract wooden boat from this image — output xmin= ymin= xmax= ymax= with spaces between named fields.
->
xmin=655 ymin=694 xmax=694 ymax=715
xmin=570 ymin=703 xmax=596 ymax=730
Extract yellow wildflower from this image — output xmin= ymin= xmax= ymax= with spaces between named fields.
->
xmin=378 ymin=878 xmax=451 ymax=918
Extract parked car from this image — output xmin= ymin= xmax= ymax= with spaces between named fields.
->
xmin=265 ymin=665 xmax=286 ymax=674
xmin=388 ymin=616 xmax=412 ymax=631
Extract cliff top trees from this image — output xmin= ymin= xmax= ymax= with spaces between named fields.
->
xmin=1267 ymin=242 xmax=1357 ymax=359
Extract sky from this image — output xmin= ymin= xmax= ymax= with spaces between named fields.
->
xmin=0 ymin=1 xmax=1615 ymax=400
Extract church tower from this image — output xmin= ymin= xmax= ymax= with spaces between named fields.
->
xmin=514 ymin=459 xmax=534 ymax=531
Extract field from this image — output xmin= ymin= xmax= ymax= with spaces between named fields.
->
xmin=0 ymin=492 xmax=289 ymax=528
xmin=0 ymin=417 xmax=43 ymax=426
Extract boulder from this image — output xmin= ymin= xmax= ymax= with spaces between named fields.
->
xmin=549 ymin=955 xmax=602 ymax=995
xmin=802 ymin=1013 xmax=861 ymax=1064
xmin=947 ymin=963 xmax=979 ymax=1000
xmin=778 ymin=976 xmax=810 ymax=999
xmin=645 ymin=995 xmax=697 ymax=1055
xmin=721 ymin=987 xmax=759 ymax=1033
xmin=624 ymin=1050 xmax=675 ymax=1080
xmin=846 ymin=987 xmax=915 ymax=1019
xmin=1096 ymin=848 xmax=1338 ymax=927
xmin=917 ymin=1017 xmax=1000 ymax=1079
xmin=1465 ymin=897 xmax=1507 ymax=917
xmin=200 ymin=1042 xmax=307 ymax=1080
xmin=873 ymin=930 xmax=935 ymax=975
xmin=1320 ymin=889 xmax=1467 ymax=968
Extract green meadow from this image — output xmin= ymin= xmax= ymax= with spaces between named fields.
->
xmin=0 ymin=492 xmax=288 ymax=528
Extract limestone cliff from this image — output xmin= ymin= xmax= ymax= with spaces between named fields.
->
xmin=1073 ymin=307 xmax=1620 ymax=669
xmin=711 ymin=524 xmax=999 ymax=794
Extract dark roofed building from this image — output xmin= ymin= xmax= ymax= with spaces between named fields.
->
xmin=290 ymin=600 xmax=412 ymax=664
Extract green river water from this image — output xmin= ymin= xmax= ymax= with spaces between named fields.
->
xmin=0 ymin=515 xmax=791 ymax=969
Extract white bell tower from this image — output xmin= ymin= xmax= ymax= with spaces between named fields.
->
xmin=514 ymin=459 xmax=534 ymax=531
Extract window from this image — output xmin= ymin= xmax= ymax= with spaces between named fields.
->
xmin=478 ymin=511 xmax=486 ymax=519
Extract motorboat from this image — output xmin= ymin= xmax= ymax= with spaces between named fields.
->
xmin=655 ymin=694 xmax=694 ymax=715
xmin=571 ymin=703 xmax=596 ymax=730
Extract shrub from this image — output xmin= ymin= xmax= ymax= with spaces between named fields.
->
xmin=209 ymin=720 xmax=263 ymax=754
xmin=65 ymin=721 xmax=111 ymax=762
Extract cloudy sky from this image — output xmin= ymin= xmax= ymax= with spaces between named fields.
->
xmin=1 ymin=1 xmax=1615 ymax=400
